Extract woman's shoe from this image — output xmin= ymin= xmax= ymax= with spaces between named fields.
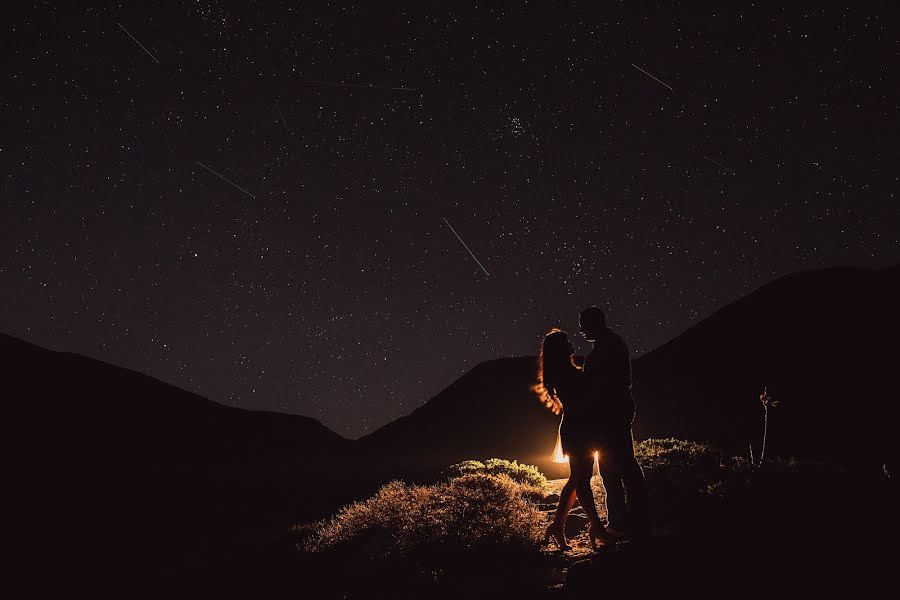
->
xmin=588 ymin=521 xmax=624 ymax=550
xmin=544 ymin=522 xmax=571 ymax=551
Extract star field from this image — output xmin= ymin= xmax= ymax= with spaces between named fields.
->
xmin=3 ymin=3 xmax=898 ymax=437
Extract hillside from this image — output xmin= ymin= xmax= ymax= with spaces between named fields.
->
xmin=631 ymin=264 xmax=900 ymax=462
xmin=6 ymin=263 xmax=898 ymax=594
xmin=2 ymin=332 xmax=349 ymax=480
xmin=356 ymin=356 xmax=566 ymax=478
xmin=359 ymin=264 xmax=900 ymax=475
xmin=1 ymin=333 xmax=352 ymax=591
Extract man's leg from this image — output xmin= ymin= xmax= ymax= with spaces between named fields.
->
xmin=598 ymin=452 xmax=628 ymax=531
xmin=615 ymin=430 xmax=650 ymax=536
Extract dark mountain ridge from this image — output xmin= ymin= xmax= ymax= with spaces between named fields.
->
xmin=6 ymin=264 xmax=897 ymax=485
xmin=3 ymin=332 xmax=347 ymax=476
xmin=6 ymin=264 xmax=898 ymax=481
xmin=355 ymin=356 xmax=564 ymax=478
xmin=632 ymin=264 xmax=899 ymax=462
xmin=2 ymin=333 xmax=352 ymax=590
xmin=359 ymin=264 xmax=900 ymax=474
xmin=5 ymin=263 xmax=898 ymax=592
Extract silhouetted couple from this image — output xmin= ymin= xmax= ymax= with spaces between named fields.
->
xmin=537 ymin=306 xmax=649 ymax=550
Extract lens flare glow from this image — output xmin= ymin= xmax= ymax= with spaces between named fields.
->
xmin=552 ymin=433 xmax=600 ymax=466
xmin=552 ymin=434 xmax=568 ymax=463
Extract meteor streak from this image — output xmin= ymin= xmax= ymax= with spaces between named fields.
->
xmin=631 ymin=63 xmax=672 ymax=91
xmin=117 ymin=22 xmax=159 ymax=64
xmin=195 ymin=162 xmax=256 ymax=199
xmin=442 ymin=217 xmax=490 ymax=277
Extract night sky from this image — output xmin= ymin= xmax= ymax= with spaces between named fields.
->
xmin=3 ymin=3 xmax=897 ymax=438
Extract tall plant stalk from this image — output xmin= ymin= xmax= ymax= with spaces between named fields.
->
xmin=757 ymin=387 xmax=779 ymax=466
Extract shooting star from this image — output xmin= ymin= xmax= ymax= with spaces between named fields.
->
xmin=442 ymin=217 xmax=490 ymax=277
xmin=300 ymin=80 xmax=417 ymax=92
xmin=274 ymin=105 xmax=290 ymax=132
xmin=703 ymin=155 xmax=735 ymax=175
xmin=117 ymin=22 xmax=159 ymax=64
xmin=195 ymin=162 xmax=256 ymax=199
xmin=631 ymin=63 xmax=673 ymax=91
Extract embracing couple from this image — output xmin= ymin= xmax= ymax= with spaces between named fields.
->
xmin=536 ymin=306 xmax=649 ymax=550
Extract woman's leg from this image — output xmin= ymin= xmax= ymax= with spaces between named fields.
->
xmin=553 ymin=475 xmax=579 ymax=525
xmin=571 ymin=451 xmax=622 ymax=547
xmin=570 ymin=452 xmax=602 ymax=527
xmin=546 ymin=469 xmax=580 ymax=549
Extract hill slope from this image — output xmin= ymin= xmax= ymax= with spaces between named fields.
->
xmin=359 ymin=264 xmax=900 ymax=474
xmin=356 ymin=356 xmax=565 ymax=478
xmin=1 ymin=333 xmax=350 ymax=589
xmin=632 ymin=264 xmax=900 ymax=461
xmin=5 ymin=263 xmax=898 ymax=592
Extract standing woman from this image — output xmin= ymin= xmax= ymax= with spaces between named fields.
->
xmin=535 ymin=329 xmax=620 ymax=550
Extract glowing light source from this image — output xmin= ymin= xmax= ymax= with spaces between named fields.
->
xmin=552 ymin=434 xmax=568 ymax=463
xmin=551 ymin=431 xmax=600 ymax=466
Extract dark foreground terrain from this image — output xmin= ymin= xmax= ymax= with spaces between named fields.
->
xmin=5 ymin=265 xmax=898 ymax=597
xmin=131 ymin=446 xmax=898 ymax=599
xmin=564 ymin=461 xmax=896 ymax=599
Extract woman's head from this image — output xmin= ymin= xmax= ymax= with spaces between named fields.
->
xmin=534 ymin=328 xmax=577 ymax=415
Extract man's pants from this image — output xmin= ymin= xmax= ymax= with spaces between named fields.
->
xmin=599 ymin=429 xmax=650 ymax=534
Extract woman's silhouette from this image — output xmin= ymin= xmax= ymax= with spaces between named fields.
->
xmin=535 ymin=329 xmax=621 ymax=550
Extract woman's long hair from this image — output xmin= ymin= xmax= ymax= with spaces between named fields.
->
xmin=534 ymin=328 xmax=577 ymax=415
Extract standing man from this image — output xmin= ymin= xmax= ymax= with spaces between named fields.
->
xmin=579 ymin=305 xmax=650 ymax=537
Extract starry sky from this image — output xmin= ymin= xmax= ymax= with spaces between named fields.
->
xmin=3 ymin=3 xmax=898 ymax=438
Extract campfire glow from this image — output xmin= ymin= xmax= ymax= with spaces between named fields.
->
xmin=552 ymin=434 xmax=568 ymax=463
xmin=552 ymin=434 xmax=600 ymax=466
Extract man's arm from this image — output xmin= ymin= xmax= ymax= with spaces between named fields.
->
xmin=619 ymin=339 xmax=632 ymax=395
xmin=616 ymin=337 xmax=636 ymax=424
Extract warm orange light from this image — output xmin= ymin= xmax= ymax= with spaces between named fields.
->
xmin=552 ymin=435 xmax=568 ymax=463
xmin=552 ymin=435 xmax=600 ymax=467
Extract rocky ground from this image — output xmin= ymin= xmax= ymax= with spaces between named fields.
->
xmin=540 ymin=478 xmax=609 ymax=557
xmin=536 ymin=478 xmax=610 ymax=593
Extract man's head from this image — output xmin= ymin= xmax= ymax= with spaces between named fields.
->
xmin=579 ymin=306 xmax=607 ymax=342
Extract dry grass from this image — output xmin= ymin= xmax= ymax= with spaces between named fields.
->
xmin=298 ymin=473 xmax=551 ymax=596
xmin=304 ymin=473 xmax=545 ymax=556
xmin=635 ymin=437 xmax=724 ymax=471
xmin=445 ymin=458 xmax=549 ymax=495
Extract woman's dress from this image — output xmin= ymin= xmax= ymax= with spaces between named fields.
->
xmin=555 ymin=366 xmax=604 ymax=457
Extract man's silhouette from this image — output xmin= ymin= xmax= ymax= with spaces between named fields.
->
xmin=579 ymin=306 xmax=649 ymax=536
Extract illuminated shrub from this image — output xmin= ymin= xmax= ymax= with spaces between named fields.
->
xmin=445 ymin=458 xmax=549 ymax=494
xmin=304 ymin=473 xmax=545 ymax=556
xmin=299 ymin=473 xmax=549 ymax=595
xmin=635 ymin=438 xmax=724 ymax=471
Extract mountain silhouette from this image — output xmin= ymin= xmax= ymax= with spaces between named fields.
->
xmin=3 ymin=332 xmax=347 ymax=487
xmin=5 ymin=263 xmax=898 ymax=593
xmin=2 ymin=333 xmax=351 ymax=591
xmin=356 ymin=356 xmax=567 ymax=479
xmin=632 ymin=264 xmax=899 ymax=463
xmin=359 ymin=264 xmax=900 ymax=475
